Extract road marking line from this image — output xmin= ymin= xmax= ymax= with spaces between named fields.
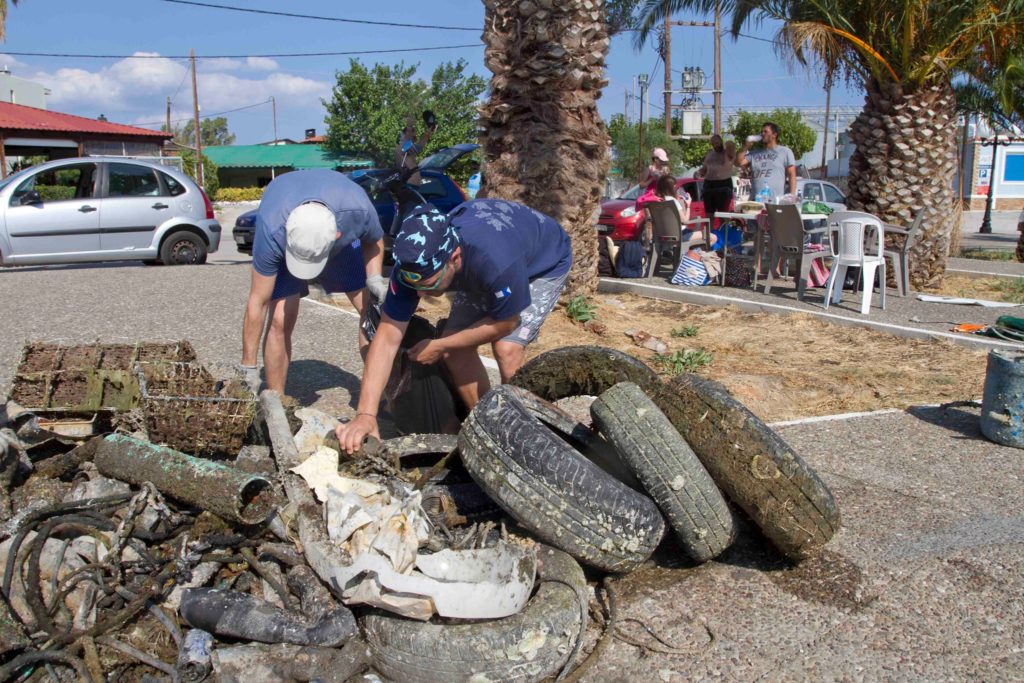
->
xmin=769 ymin=400 xmax=982 ymax=427
xmin=301 ymin=297 xmax=500 ymax=369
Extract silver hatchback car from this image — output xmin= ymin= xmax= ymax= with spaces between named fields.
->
xmin=0 ymin=157 xmax=221 ymax=266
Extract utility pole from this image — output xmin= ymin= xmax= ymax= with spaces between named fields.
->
xmin=624 ymin=88 xmax=629 ymax=123
xmin=165 ymin=96 xmax=171 ymax=135
xmin=821 ymin=81 xmax=831 ymax=179
xmin=713 ymin=0 xmax=722 ymax=135
xmin=638 ymin=74 xmax=649 ymax=180
xmin=663 ymin=12 xmax=672 ymax=136
xmin=270 ymin=96 xmax=278 ymax=179
xmin=190 ymin=48 xmax=203 ymax=187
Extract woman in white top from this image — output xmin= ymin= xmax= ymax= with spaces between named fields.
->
xmin=652 ymin=175 xmax=717 ymax=247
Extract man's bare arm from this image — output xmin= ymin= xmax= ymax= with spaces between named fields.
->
xmin=241 ymin=271 xmax=276 ymax=365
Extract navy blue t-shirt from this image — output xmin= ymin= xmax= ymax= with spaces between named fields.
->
xmin=382 ymin=199 xmax=571 ymax=323
xmin=252 ymin=169 xmax=383 ymax=277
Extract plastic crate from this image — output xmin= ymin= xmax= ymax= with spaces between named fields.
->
xmin=136 ymin=362 xmax=256 ymax=457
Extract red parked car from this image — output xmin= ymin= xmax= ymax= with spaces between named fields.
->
xmin=597 ymin=177 xmax=733 ymax=241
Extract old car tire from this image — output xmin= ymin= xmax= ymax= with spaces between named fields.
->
xmin=652 ymin=374 xmax=840 ymax=561
xmin=160 ymin=230 xmax=207 ymax=265
xmin=459 ymin=385 xmax=665 ymax=572
xmin=509 ymin=345 xmax=662 ymax=400
xmin=502 ymin=385 xmax=643 ymax=491
xmin=590 ymin=382 xmax=737 ymax=562
xmin=362 ymin=546 xmax=587 ymax=683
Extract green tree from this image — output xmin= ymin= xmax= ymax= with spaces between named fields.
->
xmin=322 ymin=59 xmax=486 ymax=167
xmin=608 ymin=114 xmax=681 ymax=180
xmin=728 ymin=108 xmax=817 ymax=159
xmin=633 ymin=0 xmax=1024 ymax=287
xmin=180 ymin=148 xmax=219 ymax=200
xmin=164 ymin=117 xmax=236 ymax=148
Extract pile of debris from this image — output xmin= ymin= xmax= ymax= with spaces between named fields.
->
xmin=0 ymin=341 xmax=840 ymax=682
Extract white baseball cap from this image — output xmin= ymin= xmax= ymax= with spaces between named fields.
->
xmin=284 ymin=202 xmax=338 ymax=280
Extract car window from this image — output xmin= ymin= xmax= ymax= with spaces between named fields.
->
xmin=680 ymin=182 xmax=699 ymax=202
xmin=823 ymin=183 xmax=845 ymax=204
xmin=418 ymin=177 xmax=447 ymax=200
xmin=618 ymin=185 xmax=642 ymax=200
xmin=11 ymin=163 xmax=97 ymax=205
xmin=107 ymin=163 xmax=161 ymax=197
xmin=159 ymin=171 xmax=187 ymax=196
xmin=801 ymin=182 xmax=823 ymax=201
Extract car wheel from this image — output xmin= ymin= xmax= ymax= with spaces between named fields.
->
xmin=160 ymin=230 xmax=207 ymax=265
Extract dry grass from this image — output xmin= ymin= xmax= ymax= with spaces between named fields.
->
xmin=328 ymin=293 xmax=987 ymax=423
xmin=924 ymin=275 xmax=1024 ymax=304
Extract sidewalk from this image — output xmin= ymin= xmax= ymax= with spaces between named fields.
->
xmin=600 ymin=266 xmax=1023 ymax=352
xmin=958 ymin=210 xmax=1019 ymax=252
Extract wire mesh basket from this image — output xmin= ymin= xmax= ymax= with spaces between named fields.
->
xmin=136 ymin=362 xmax=256 ymax=457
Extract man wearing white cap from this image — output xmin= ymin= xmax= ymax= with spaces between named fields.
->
xmin=240 ymin=169 xmax=386 ymax=393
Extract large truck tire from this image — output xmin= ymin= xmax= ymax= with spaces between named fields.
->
xmin=652 ymin=374 xmax=839 ymax=560
xmin=362 ymin=546 xmax=587 ymax=683
xmin=509 ymin=346 xmax=661 ymax=400
xmin=458 ymin=385 xmax=665 ymax=572
xmin=590 ymin=382 xmax=736 ymax=562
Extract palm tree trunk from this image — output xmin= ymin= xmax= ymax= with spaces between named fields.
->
xmin=478 ymin=0 xmax=611 ymax=295
xmin=846 ymin=79 xmax=960 ymax=287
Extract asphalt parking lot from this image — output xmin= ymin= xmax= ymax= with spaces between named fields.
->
xmin=1 ymin=213 xmax=1021 ymax=680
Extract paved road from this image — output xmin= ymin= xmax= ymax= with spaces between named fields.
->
xmin=1 ymin=206 xmax=1021 ymax=680
xmin=959 ymin=210 xmax=1020 ymax=251
xmin=0 ymin=229 xmax=367 ymax=418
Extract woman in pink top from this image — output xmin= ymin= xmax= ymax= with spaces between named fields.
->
xmin=638 ymin=147 xmax=671 ymax=188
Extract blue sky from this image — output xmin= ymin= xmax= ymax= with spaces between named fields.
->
xmin=0 ymin=0 xmax=864 ymax=145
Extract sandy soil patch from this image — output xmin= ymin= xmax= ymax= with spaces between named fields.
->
xmin=328 ymin=292 xmax=986 ymax=423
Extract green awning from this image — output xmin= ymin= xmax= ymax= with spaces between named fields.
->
xmin=204 ymin=144 xmax=372 ymax=170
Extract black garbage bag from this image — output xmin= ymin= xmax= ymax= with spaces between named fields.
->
xmin=362 ymin=304 xmax=467 ymax=435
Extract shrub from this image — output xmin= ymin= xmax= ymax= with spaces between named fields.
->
xmin=653 ymin=349 xmax=713 ymax=375
xmin=215 ymin=187 xmax=265 ymax=202
xmin=36 ymin=185 xmax=76 ymax=201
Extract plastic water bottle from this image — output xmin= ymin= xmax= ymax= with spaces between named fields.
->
xmin=756 ymin=186 xmax=772 ymax=204
xmin=466 ymin=173 xmax=481 ymax=199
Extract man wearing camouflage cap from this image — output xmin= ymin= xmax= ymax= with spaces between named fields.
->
xmin=335 ymin=199 xmax=572 ymax=453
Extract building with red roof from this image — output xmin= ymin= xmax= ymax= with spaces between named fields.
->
xmin=0 ymin=101 xmax=172 ymax=177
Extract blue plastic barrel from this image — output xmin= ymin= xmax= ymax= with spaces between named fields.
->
xmin=980 ymin=349 xmax=1024 ymax=448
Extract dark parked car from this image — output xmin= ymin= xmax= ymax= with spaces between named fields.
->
xmin=232 ymin=144 xmax=478 ymax=255
xmin=597 ymin=177 xmax=732 ymax=242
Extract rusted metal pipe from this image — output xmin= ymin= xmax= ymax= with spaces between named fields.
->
xmin=93 ymin=434 xmax=275 ymax=525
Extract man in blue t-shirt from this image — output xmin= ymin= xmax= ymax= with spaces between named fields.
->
xmin=335 ymin=199 xmax=572 ymax=453
xmin=240 ymin=169 xmax=386 ymax=394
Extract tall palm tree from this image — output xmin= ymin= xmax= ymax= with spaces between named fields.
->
xmin=0 ymin=0 xmax=18 ymax=40
xmin=636 ymin=0 xmax=1024 ymax=286
xmin=953 ymin=51 xmax=1024 ymax=260
xmin=478 ymin=0 xmax=612 ymax=295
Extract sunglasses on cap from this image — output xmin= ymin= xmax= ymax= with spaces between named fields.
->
xmin=399 ymin=260 xmax=449 ymax=291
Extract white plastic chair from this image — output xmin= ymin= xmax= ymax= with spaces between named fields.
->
xmin=823 ymin=211 xmax=886 ymax=315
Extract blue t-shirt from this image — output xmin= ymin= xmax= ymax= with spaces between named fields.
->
xmin=252 ymin=169 xmax=383 ymax=277
xmin=383 ymin=199 xmax=571 ymax=323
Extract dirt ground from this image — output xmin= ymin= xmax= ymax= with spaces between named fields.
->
xmin=329 ymin=293 xmax=987 ymax=423
xmin=925 ymin=274 xmax=1024 ymax=303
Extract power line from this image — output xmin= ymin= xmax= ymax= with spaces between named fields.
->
xmin=0 ymin=44 xmax=481 ymax=60
xmin=136 ymin=98 xmax=272 ymax=128
xmin=158 ymin=0 xmax=480 ymax=32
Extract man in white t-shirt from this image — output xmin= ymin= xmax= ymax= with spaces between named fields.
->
xmin=736 ymin=121 xmax=797 ymax=201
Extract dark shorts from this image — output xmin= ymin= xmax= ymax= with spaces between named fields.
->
xmin=271 ymin=239 xmax=365 ymax=301
xmin=703 ymin=179 xmax=734 ymax=223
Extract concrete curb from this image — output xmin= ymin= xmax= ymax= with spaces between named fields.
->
xmin=597 ymin=278 xmax=1020 ymax=352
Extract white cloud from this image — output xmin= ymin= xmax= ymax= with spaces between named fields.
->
xmin=246 ymin=57 xmax=279 ymax=71
xmin=12 ymin=53 xmax=331 ymax=140
xmin=0 ymin=54 xmax=31 ymax=72
xmin=200 ymin=58 xmax=244 ymax=73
